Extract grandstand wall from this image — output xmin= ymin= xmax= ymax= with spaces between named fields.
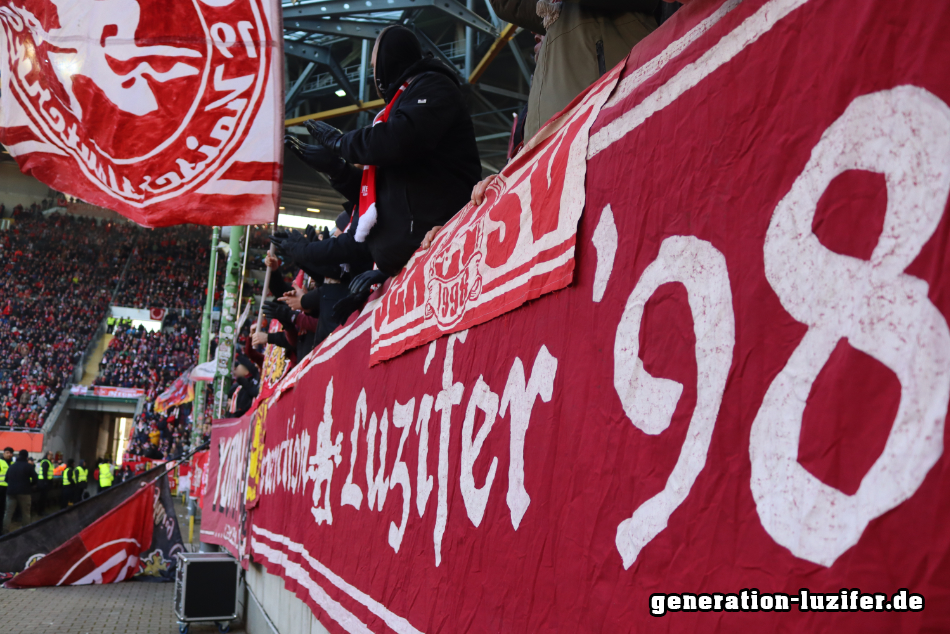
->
xmin=0 ymin=162 xmax=52 ymax=210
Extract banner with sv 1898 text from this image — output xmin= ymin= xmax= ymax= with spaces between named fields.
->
xmin=0 ymin=0 xmax=281 ymax=227
xmin=208 ymin=0 xmax=950 ymax=631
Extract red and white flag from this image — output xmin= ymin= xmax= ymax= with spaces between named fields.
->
xmin=5 ymin=483 xmax=155 ymax=588
xmin=0 ymin=0 xmax=282 ymax=227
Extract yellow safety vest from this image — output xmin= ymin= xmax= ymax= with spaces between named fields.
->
xmin=76 ymin=467 xmax=88 ymax=483
xmin=99 ymin=464 xmax=114 ymax=487
xmin=0 ymin=459 xmax=8 ymax=487
xmin=36 ymin=458 xmax=51 ymax=480
xmin=63 ymin=468 xmax=72 ymax=486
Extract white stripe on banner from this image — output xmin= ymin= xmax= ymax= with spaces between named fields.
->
xmin=5 ymin=140 xmax=68 ymax=156
xmin=604 ymin=0 xmax=743 ymax=109
xmin=589 ymin=0 xmax=811 ymax=157
xmin=251 ymin=525 xmax=425 ymax=634
xmin=250 ymin=538 xmax=375 ymax=634
xmin=196 ymin=179 xmax=276 ymax=196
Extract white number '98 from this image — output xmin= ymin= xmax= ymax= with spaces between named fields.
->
xmin=613 ymin=86 xmax=950 ymax=568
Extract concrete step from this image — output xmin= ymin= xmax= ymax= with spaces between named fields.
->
xmin=79 ymin=333 xmax=113 ymax=386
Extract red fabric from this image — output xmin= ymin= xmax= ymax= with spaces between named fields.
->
xmin=7 ymin=483 xmax=155 ymax=588
xmin=153 ymin=371 xmax=195 ymax=414
xmin=191 ymin=450 xmax=210 ymax=508
xmin=201 ymin=1 xmax=950 ymax=632
xmin=0 ymin=0 xmax=282 ymax=227
xmin=254 ymin=319 xmax=293 ymax=407
xmin=201 ymin=417 xmax=250 ymax=559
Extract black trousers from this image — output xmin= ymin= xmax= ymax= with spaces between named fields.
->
xmin=33 ymin=482 xmax=50 ymax=514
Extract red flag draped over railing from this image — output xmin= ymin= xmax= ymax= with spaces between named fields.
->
xmin=6 ymin=483 xmax=155 ymax=588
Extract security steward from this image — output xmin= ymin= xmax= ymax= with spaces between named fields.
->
xmin=75 ymin=459 xmax=89 ymax=503
xmin=34 ymin=451 xmax=53 ymax=515
xmin=0 ymin=447 xmax=12 ymax=526
xmin=61 ymin=459 xmax=75 ymax=508
xmin=278 ymin=25 xmax=481 ymax=290
xmin=98 ymin=459 xmax=114 ymax=493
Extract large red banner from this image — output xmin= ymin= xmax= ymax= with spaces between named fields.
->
xmin=0 ymin=0 xmax=281 ymax=227
xmin=206 ymin=0 xmax=950 ymax=631
xmin=202 ymin=416 xmax=250 ymax=559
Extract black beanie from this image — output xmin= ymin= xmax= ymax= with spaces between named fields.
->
xmin=374 ymin=26 xmax=423 ymax=102
xmin=235 ymin=354 xmax=258 ymax=378
xmin=335 ymin=210 xmax=350 ymax=232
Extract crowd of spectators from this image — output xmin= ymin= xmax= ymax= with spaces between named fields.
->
xmin=0 ymin=209 xmax=134 ymax=428
xmin=100 ymin=312 xmax=203 ymax=462
xmin=95 ymin=313 xmax=200 ymax=390
xmin=113 ymin=225 xmax=214 ymax=310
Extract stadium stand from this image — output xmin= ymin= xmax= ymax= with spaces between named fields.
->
xmin=113 ymin=225 xmax=214 ymax=310
xmin=0 ymin=209 xmax=134 ymax=429
xmin=98 ymin=312 xmax=201 ymax=460
xmin=0 ymin=204 xmax=276 ymax=460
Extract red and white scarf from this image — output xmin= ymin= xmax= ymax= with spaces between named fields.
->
xmin=354 ymin=82 xmax=409 ymax=242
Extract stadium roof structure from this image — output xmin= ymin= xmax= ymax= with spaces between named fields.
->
xmin=279 ymin=0 xmax=535 ymax=226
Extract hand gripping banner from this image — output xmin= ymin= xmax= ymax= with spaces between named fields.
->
xmin=207 ymin=0 xmax=950 ymax=632
xmin=0 ymin=0 xmax=282 ymax=227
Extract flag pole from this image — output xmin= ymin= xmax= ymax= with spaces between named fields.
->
xmin=192 ymin=226 xmax=220 ymax=448
xmin=256 ymin=243 xmax=274 ymax=332
xmin=236 ymin=228 xmax=250 ymax=318
xmin=211 ymin=226 xmax=247 ymax=419
xmin=255 ymin=199 xmax=281 ymax=333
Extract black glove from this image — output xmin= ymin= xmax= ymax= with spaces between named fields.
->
xmin=269 ymin=229 xmax=308 ymax=263
xmin=284 ymin=135 xmax=345 ymax=177
xmin=349 ymin=269 xmax=389 ymax=295
xmin=331 ymin=291 xmax=370 ymax=324
xmin=304 ymin=224 xmax=318 ymax=242
xmin=305 ymin=120 xmax=343 ymax=153
xmin=262 ymin=300 xmax=294 ymax=329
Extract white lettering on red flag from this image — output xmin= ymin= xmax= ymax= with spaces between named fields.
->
xmin=0 ymin=0 xmax=281 ymax=226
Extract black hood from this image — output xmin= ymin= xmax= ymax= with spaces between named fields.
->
xmin=374 ymin=25 xmax=423 ymax=102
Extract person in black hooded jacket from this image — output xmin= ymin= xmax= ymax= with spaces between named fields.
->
xmin=278 ymin=25 xmax=481 ymax=282
xmin=227 ymin=356 xmax=260 ymax=418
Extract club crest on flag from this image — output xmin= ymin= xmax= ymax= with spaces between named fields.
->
xmin=424 ymin=220 xmax=485 ymax=328
xmin=0 ymin=0 xmax=279 ymax=226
